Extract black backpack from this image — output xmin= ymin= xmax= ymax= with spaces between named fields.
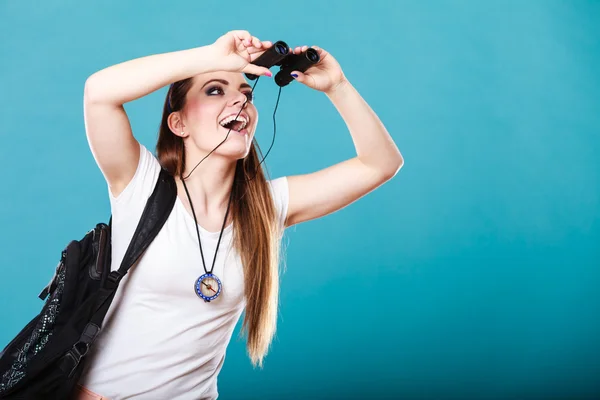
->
xmin=0 ymin=168 xmax=177 ymax=399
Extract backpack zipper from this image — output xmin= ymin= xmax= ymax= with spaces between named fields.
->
xmin=92 ymin=226 xmax=108 ymax=280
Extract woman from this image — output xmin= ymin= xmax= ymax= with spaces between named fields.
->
xmin=76 ymin=30 xmax=403 ymax=400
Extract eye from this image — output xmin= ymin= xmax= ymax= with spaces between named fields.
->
xmin=206 ymin=86 xmax=224 ymax=96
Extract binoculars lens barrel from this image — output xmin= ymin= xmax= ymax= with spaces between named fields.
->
xmin=275 ymin=42 xmax=288 ymax=55
xmin=275 ymin=48 xmax=320 ymax=87
xmin=245 ymin=41 xmax=290 ymax=81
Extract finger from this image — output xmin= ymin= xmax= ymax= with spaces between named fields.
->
xmin=232 ymin=30 xmax=252 ymax=42
xmin=245 ymin=39 xmax=266 ymax=54
xmin=251 ymin=36 xmax=262 ymax=48
xmin=242 ymin=64 xmax=273 ymax=78
xmin=302 ymin=45 xmax=308 ymax=52
xmin=247 ymin=46 xmax=266 ymax=55
xmin=237 ymin=33 xmax=255 ymax=48
xmin=310 ymin=45 xmax=327 ymax=62
xmin=248 ymin=49 xmax=268 ymax=63
xmin=311 ymin=45 xmax=326 ymax=56
xmin=289 ymin=70 xmax=306 ymax=83
xmin=262 ymin=40 xmax=273 ymax=48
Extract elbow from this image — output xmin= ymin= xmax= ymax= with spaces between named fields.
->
xmin=84 ymin=73 xmax=115 ymax=105
xmin=388 ymin=161 xmax=404 ymax=180
xmin=382 ymin=154 xmax=404 ymax=180
xmin=83 ymin=74 xmax=102 ymax=104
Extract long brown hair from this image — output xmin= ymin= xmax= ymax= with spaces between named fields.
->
xmin=156 ymin=78 xmax=284 ymax=368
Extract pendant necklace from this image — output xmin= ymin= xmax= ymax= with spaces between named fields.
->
xmin=181 ymin=175 xmax=234 ymax=302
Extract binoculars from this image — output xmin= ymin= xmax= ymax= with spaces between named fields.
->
xmin=245 ymin=41 xmax=320 ymax=87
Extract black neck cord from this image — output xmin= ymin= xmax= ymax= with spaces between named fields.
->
xmin=175 ymin=76 xmax=283 ymax=297
xmin=245 ymin=85 xmax=282 ymax=182
xmin=181 ymin=172 xmax=235 ymax=274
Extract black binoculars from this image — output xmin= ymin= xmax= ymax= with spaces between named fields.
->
xmin=245 ymin=41 xmax=320 ymax=87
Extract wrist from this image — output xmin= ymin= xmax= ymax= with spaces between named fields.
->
xmin=189 ymin=45 xmax=221 ymax=74
xmin=325 ymin=78 xmax=351 ymax=98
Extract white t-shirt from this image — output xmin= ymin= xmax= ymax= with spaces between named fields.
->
xmin=78 ymin=143 xmax=289 ymax=399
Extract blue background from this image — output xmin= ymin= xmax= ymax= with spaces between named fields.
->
xmin=1 ymin=0 xmax=599 ymax=399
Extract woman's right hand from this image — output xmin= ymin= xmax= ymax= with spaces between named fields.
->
xmin=208 ymin=30 xmax=276 ymax=77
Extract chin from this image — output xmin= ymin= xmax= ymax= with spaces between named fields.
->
xmin=217 ymin=144 xmax=252 ymax=161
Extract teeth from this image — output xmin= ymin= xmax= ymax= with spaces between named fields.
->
xmin=219 ymin=114 xmax=248 ymax=130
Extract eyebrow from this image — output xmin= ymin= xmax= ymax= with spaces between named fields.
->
xmin=201 ymin=79 xmax=252 ymax=90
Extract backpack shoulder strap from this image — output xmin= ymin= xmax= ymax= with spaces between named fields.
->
xmin=105 ymin=168 xmax=177 ymax=289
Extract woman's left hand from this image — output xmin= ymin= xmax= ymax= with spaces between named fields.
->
xmin=289 ymin=45 xmax=347 ymax=94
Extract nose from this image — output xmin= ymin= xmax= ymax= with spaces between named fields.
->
xmin=229 ymin=90 xmax=249 ymax=108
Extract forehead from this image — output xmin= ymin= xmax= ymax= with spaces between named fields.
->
xmin=191 ymin=71 xmax=251 ymax=91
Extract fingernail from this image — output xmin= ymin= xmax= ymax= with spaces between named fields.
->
xmin=291 ymin=73 xmax=298 ymax=78
xmin=266 ymin=71 xmax=273 ymax=77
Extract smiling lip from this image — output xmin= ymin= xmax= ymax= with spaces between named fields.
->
xmin=219 ymin=111 xmax=250 ymax=126
xmin=221 ymin=126 xmax=249 ymax=136
xmin=218 ymin=111 xmax=251 ymax=136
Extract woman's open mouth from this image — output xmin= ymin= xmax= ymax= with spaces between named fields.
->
xmin=219 ymin=113 xmax=249 ymax=136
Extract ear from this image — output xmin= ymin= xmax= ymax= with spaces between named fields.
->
xmin=167 ymin=111 xmax=189 ymax=137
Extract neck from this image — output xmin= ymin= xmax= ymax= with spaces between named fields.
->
xmin=178 ymin=152 xmax=238 ymax=213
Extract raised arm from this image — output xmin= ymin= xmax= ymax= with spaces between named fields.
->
xmin=83 ymin=30 xmax=273 ymax=197
xmin=282 ymin=45 xmax=403 ymax=227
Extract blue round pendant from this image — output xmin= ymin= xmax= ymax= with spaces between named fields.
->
xmin=195 ymin=273 xmax=222 ymax=302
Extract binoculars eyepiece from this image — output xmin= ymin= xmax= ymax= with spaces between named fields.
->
xmin=245 ymin=40 xmax=320 ymax=87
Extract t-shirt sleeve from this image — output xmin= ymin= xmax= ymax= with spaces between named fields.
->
xmin=268 ymin=176 xmax=290 ymax=232
xmin=104 ymin=142 xmax=161 ymax=272
xmin=108 ymin=142 xmax=161 ymax=224
xmin=106 ymin=142 xmax=289 ymax=235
